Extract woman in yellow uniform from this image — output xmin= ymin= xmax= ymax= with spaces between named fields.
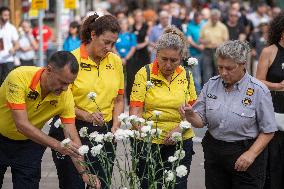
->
xmin=130 ymin=26 xmax=197 ymax=189
xmin=49 ymin=14 xmax=124 ymax=189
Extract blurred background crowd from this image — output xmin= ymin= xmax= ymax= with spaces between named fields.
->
xmin=0 ymin=0 xmax=283 ymax=93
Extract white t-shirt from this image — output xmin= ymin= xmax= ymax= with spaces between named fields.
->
xmin=0 ymin=22 xmax=19 ymax=63
xmin=17 ymin=34 xmax=35 ymax=60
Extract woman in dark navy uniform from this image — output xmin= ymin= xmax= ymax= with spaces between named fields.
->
xmin=256 ymin=11 xmax=284 ymax=189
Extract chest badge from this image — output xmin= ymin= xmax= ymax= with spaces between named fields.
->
xmin=27 ymin=91 xmax=39 ymax=100
xmin=246 ymin=88 xmax=254 ymax=96
xmin=207 ymin=93 xmax=217 ymax=99
xmin=242 ymin=97 xmax=252 ymax=106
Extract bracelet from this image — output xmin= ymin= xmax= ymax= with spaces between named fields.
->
xmin=78 ymin=170 xmax=89 ymax=175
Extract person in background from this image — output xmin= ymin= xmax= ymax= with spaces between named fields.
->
xmin=130 ymin=26 xmax=197 ymax=189
xmin=181 ymin=40 xmax=277 ymax=189
xmin=0 ymin=6 xmax=19 ymax=86
xmin=49 ymin=13 xmax=124 ymax=189
xmin=17 ymin=20 xmax=38 ymax=66
xmin=247 ymin=2 xmax=270 ymax=29
xmin=0 ymin=51 xmax=100 ymax=189
xmin=63 ymin=21 xmax=81 ymax=52
xmin=115 ymin=17 xmax=137 ymax=104
xmin=186 ymin=11 xmax=206 ymax=93
xmin=225 ymin=9 xmax=246 ymax=41
xmin=256 ymin=11 xmax=284 ymax=189
xmin=199 ymin=9 xmax=229 ymax=84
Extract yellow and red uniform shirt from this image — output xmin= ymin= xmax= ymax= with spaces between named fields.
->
xmin=0 ymin=66 xmax=75 ymax=140
xmin=130 ymin=61 xmax=197 ymax=144
xmin=71 ymin=45 xmax=124 ymax=122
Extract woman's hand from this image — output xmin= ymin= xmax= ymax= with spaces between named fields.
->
xmin=179 ymin=104 xmax=194 ymax=119
xmin=82 ymin=173 xmax=101 ymax=189
xmin=91 ymin=112 xmax=104 ymax=126
xmin=164 ymin=127 xmax=182 ymax=146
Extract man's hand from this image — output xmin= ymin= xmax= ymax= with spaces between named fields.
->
xmin=82 ymin=173 xmax=101 ymax=189
xmin=179 ymin=104 xmax=194 ymax=119
xmin=234 ymin=150 xmax=257 ymax=172
xmin=55 ymin=141 xmax=82 ymax=159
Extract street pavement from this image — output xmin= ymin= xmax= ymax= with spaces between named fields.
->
xmin=2 ymin=127 xmax=206 ymax=189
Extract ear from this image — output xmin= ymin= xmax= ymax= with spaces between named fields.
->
xmin=91 ymin=31 xmax=96 ymax=40
xmin=46 ymin=65 xmax=53 ymax=74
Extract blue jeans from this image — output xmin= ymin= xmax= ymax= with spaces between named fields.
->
xmin=136 ymin=139 xmax=194 ymax=189
xmin=0 ymin=134 xmax=46 ymax=189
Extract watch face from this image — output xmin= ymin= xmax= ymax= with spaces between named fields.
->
xmin=0 ymin=38 xmax=4 ymax=51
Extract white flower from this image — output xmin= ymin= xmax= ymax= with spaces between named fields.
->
xmin=141 ymin=126 xmax=151 ymax=134
xmin=187 ymin=57 xmax=198 ymax=66
xmin=114 ymin=129 xmax=129 ymax=140
xmin=176 ymin=165 xmax=188 ymax=178
xmin=165 ymin=170 xmax=175 ymax=182
xmin=89 ymin=131 xmax=99 ymax=140
xmin=79 ymin=127 xmax=88 ymax=138
xmin=174 ymin=150 xmax=185 ymax=160
xmin=129 ymin=115 xmax=139 ymax=122
xmin=151 ymin=128 xmax=162 ymax=137
xmin=179 ymin=121 xmax=192 ymax=130
xmin=138 ymin=118 xmax=145 ymax=124
xmin=104 ymin=132 xmax=114 ymax=142
xmin=78 ymin=145 xmax=89 ymax=156
xmin=140 ymin=132 xmax=147 ymax=138
xmin=60 ymin=138 xmax=71 ymax=147
xmin=87 ymin=92 xmax=97 ymax=101
xmin=168 ymin=156 xmax=178 ymax=162
xmin=146 ymin=121 xmax=154 ymax=127
xmin=124 ymin=130 xmax=134 ymax=138
xmin=91 ymin=144 xmax=103 ymax=157
xmin=94 ymin=134 xmax=104 ymax=143
xmin=118 ymin=113 xmax=129 ymax=122
xmin=146 ymin=81 xmax=154 ymax=88
xmin=121 ymin=120 xmax=132 ymax=129
xmin=153 ymin=110 xmax=162 ymax=116
xmin=171 ymin=132 xmax=182 ymax=142
xmin=54 ymin=119 xmax=62 ymax=128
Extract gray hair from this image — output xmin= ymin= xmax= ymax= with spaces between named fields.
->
xmin=216 ymin=40 xmax=251 ymax=64
xmin=156 ymin=25 xmax=188 ymax=58
xmin=211 ymin=9 xmax=221 ymax=17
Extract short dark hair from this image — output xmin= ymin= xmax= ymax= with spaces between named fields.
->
xmin=0 ymin=6 xmax=10 ymax=15
xmin=80 ymin=13 xmax=120 ymax=44
xmin=48 ymin=51 xmax=79 ymax=74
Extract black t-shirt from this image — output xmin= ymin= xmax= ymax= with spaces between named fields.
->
xmin=225 ymin=22 xmax=245 ymax=40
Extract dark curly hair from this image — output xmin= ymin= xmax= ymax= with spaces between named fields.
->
xmin=80 ymin=13 xmax=120 ymax=44
xmin=268 ymin=11 xmax=284 ymax=46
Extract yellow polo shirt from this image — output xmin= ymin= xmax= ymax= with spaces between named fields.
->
xmin=0 ymin=66 xmax=76 ymax=140
xmin=71 ymin=45 xmax=124 ymax=122
xmin=130 ymin=60 xmax=197 ymax=144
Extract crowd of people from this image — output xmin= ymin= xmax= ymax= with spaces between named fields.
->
xmin=0 ymin=0 xmax=283 ymax=189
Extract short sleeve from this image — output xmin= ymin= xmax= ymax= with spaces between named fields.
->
xmin=192 ymin=82 xmax=208 ymax=125
xmin=130 ymin=68 xmax=146 ymax=107
xmin=186 ymin=24 xmax=192 ymax=37
xmin=256 ymin=91 xmax=277 ymax=133
xmin=117 ymin=57 xmax=125 ymax=95
xmin=187 ymin=73 xmax=197 ymax=105
xmin=59 ymin=90 xmax=75 ymax=124
xmin=6 ymin=71 xmax=26 ymax=110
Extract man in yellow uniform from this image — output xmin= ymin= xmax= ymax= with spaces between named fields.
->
xmin=0 ymin=51 xmax=99 ymax=189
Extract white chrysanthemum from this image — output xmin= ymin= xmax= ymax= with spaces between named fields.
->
xmin=174 ymin=149 xmax=185 ymax=160
xmin=168 ymin=156 xmax=178 ymax=162
xmin=137 ymin=118 xmax=145 ymax=124
xmin=171 ymin=132 xmax=182 ymax=142
xmin=94 ymin=134 xmax=104 ymax=143
xmin=79 ymin=127 xmax=88 ymax=138
xmin=141 ymin=126 xmax=151 ymax=134
xmin=151 ymin=128 xmax=162 ymax=137
xmin=60 ymin=138 xmax=71 ymax=147
xmin=104 ymin=132 xmax=114 ymax=142
xmin=176 ymin=165 xmax=188 ymax=178
xmin=114 ymin=129 xmax=129 ymax=140
xmin=187 ymin=57 xmax=198 ymax=66
xmin=89 ymin=131 xmax=99 ymax=140
xmin=153 ymin=110 xmax=162 ymax=116
xmin=78 ymin=145 xmax=89 ymax=156
xmin=118 ymin=113 xmax=129 ymax=122
xmin=146 ymin=81 xmax=154 ymax=88
xmin=165 ymin=170 xmax=175 ymax=182
xmin=179 ymin=121 xmax=192 ymax=130
xmin=91 ymin=144 xmax=103 ymax=157
xmin=54 ymin=119 xmax=62 ymax=128
xmin=129 ymin=115 xmax=139 ymax=122
xmin=87 ymin=92 xmax=97 ymax=100
xmin=146 ymin=121 xmax=154 ymax=127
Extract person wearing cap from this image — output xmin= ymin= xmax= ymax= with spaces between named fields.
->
xmin=180 ymin=40 xmax=277 ymax=189
xmin=256 ymin=12 xmax=284 ymax=189
xmin=0 ymin=51 xmax=100 ymax=189
xmin=130 ymin=25 xmax=197 ymax=189
xmin=49 ymin=14 xmax=124 ymax=189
